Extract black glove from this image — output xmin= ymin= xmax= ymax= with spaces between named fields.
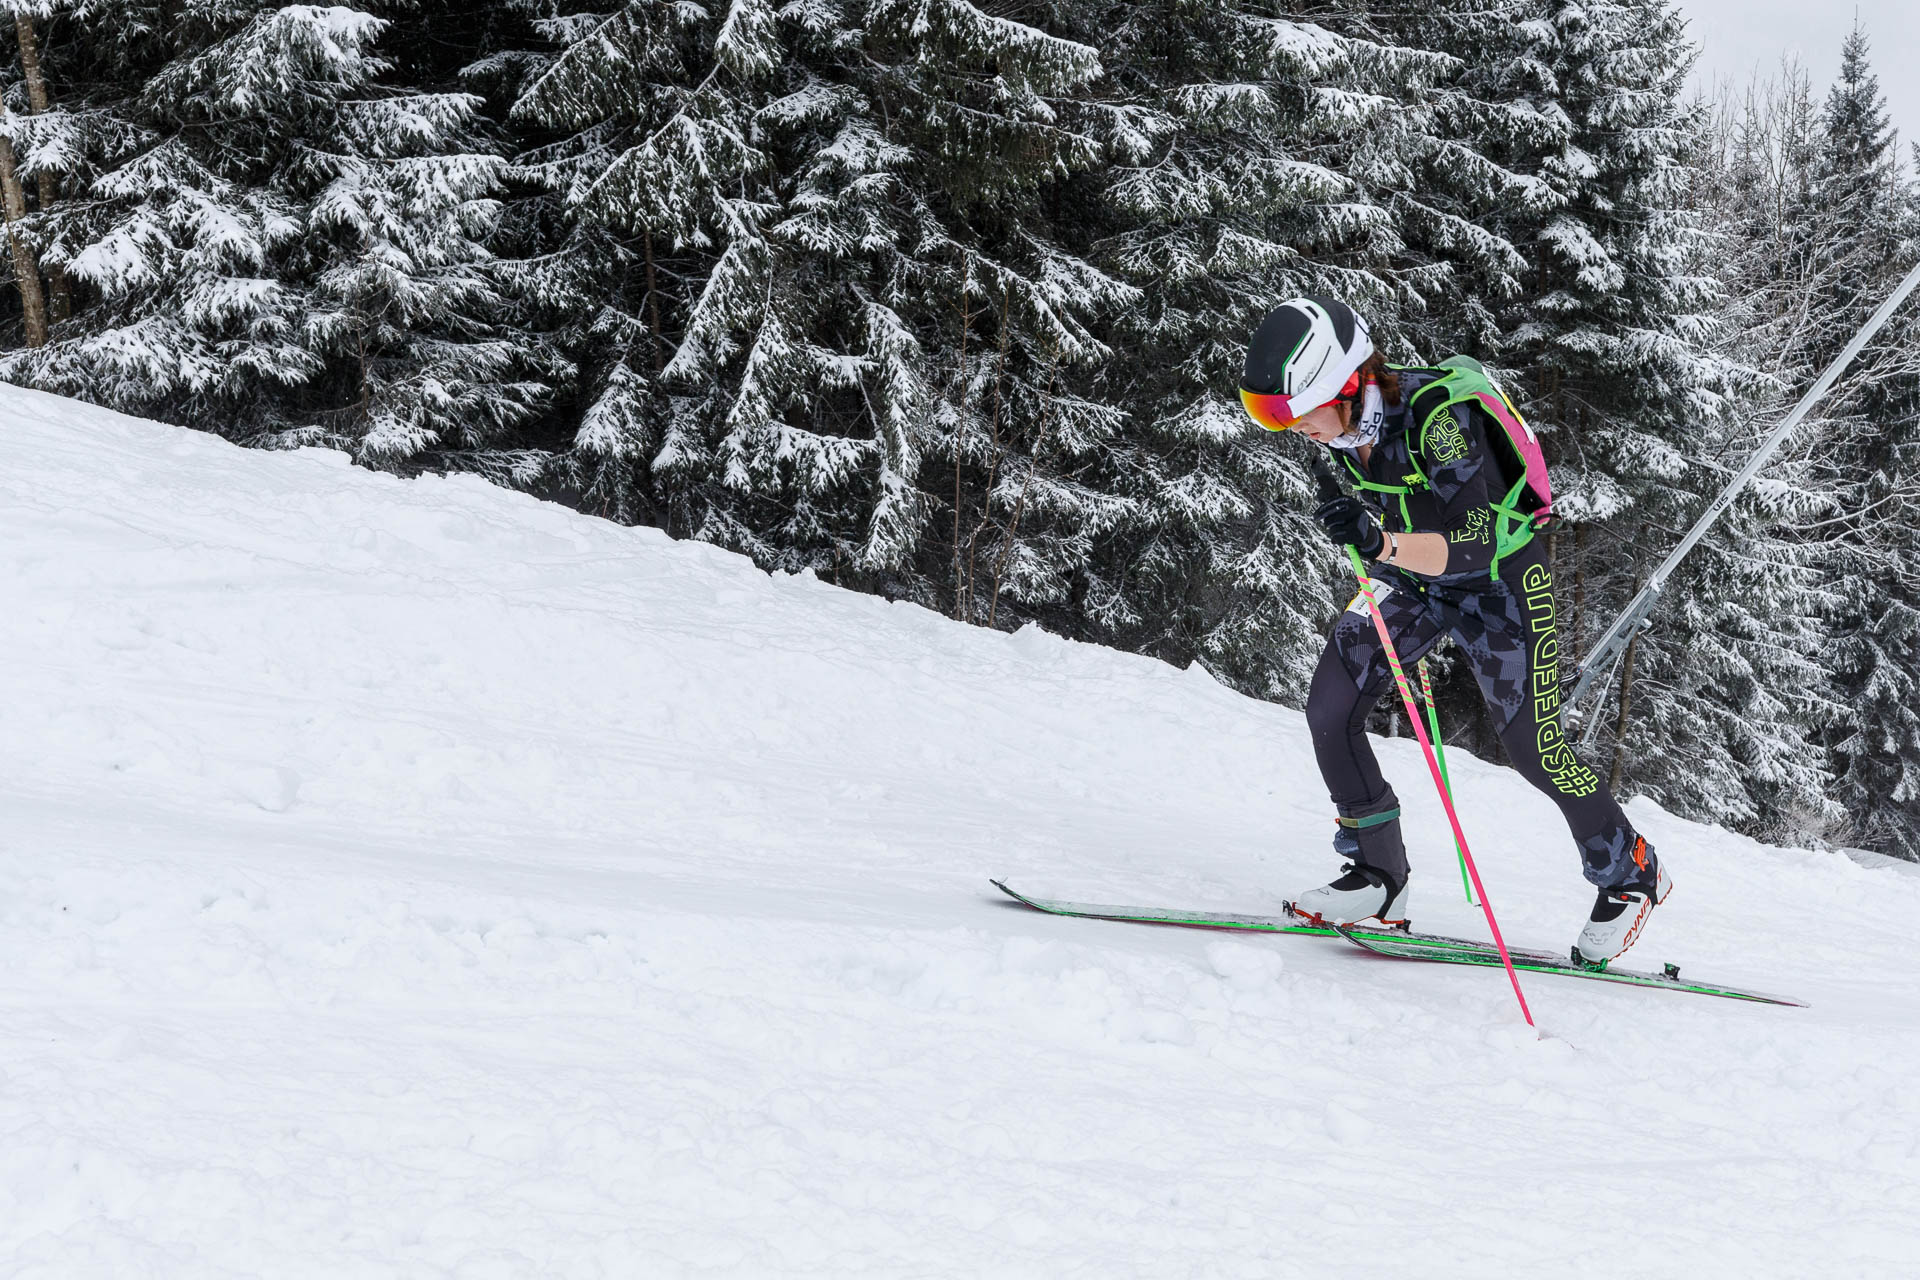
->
xmin=1313 ymin=495 xmax=1385 ymax=558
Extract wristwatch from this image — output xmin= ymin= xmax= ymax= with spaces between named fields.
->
xmin=1381 ymin=529 xmax=1400 ymax=565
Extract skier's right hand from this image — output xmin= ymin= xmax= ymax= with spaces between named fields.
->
xmin=1313 ymin=496 xmax=1385 ymax=557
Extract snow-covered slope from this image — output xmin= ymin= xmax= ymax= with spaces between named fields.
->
xmin=4 ymin=386 xmax=1915 ymax=1278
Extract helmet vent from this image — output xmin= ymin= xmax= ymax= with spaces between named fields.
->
xmin=1311 ymin=294 xmax=1356 ymax=350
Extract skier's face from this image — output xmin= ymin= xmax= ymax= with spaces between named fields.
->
xmin=1295 ymin=400 xmax=1350 ymax=443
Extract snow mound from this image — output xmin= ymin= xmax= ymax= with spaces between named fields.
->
xmin=3 ymin=385 xmax=1915 ymax=1277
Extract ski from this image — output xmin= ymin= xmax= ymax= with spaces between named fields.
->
xmin=991 ymin=879 xmax=1496 ymax=957
xmin=1331 ymin=924 xmax=1805 ymax=1006
xmin=992 ymin=880 xmax=1806 ymax=1007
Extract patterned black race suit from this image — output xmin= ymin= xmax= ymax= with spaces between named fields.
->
xmin=1305 ymin=370 xmax=1649 ymax=891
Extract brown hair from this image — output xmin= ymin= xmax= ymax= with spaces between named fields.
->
xmin=1361 ymin=353 xmax=1401 ymax=407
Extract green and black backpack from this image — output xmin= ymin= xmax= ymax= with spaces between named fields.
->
xmin=1339 ymin=356 xmax=1553 ymax=578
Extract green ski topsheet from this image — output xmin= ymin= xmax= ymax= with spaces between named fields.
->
xmin=990 ymin=879 xmax=1483 ymax=951
xmin=991 ymin=880 xmax=1806 ymax=1008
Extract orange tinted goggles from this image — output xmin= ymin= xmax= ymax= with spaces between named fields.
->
xmin=1239 ymin=387 xmax=1303 ymax=432
xmin=1238 ymin=371 xmax=1362 ymax=433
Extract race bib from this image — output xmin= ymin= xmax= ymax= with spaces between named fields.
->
xmin=1345 ymin=577 xmax=1393 ymax=616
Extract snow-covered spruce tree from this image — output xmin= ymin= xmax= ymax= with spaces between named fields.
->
xmin=1060 ymin=0 xmax=1563 ymax=711
xmin=1681 ymin=40 xmax=1920 ymax=852
xmin=821 ymin=1 xmax=1136 ymax=623
xmin=1461 ymin=0 xmax=1831 ymax=836
xmin=301 ymin=19 xmax=550 ymax=466
xmin=0 ymin=0 xmax=152 ymax=348
xmin=1683 ymin=63 xmax=1874 ymax=842
xmin=1060 ymin=1 xmax=1452 ymax=701
xmin=507 ymin=0 xmax=1138 ymax=622
xmin=0 ymin=0 xmax=82 ymax=344
xmin=492 ymin=0 xmax=769 ymax=531
xmin=0 ymin=2 xmax=548 ymax=468
xmin=0 ymin=1 xmax=299 ymax=416
xmin=1795 ymin=28 xmax=1920 ymax=859
xmin=1695 ymin=64 xmax=1828 ymax=397
xmin=1358 ymin=0 xmax=1555 ymax=361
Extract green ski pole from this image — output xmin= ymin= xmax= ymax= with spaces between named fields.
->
xmin=1416 ymin=658 xmax=1476 ymax=906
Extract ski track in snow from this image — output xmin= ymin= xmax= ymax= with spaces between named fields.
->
xmin=2 ymin=385 xmax=1916 ymax=1278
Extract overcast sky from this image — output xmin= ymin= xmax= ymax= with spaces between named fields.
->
xmin=1678 ymin=2 xmax=1917 ymax=144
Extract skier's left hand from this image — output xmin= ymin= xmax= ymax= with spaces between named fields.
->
xmin=1313 ymin=496 xmax=1385 ymax=557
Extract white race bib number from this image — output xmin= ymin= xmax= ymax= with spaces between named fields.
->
xmin=1345 ymin=578 xmax=1393 ymax=616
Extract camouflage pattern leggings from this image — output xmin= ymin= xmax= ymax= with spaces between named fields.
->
xmin=1304 ymin=545 xmax=1646 ymax=889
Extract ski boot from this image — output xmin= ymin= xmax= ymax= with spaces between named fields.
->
xmin=1290 ymin=862 xmax=1411 ymax=928
xmin=1288 ymin=789 xmax=1411 ymax=929
xmin=1574 ymin=838 xmax=1672 ymax=967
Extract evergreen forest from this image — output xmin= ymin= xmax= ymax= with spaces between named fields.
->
xmin=3 ymin=0 xmax=1917 ymax=860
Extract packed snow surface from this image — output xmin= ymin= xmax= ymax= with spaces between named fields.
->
xmin=4 ymin=386 xmax=1916 ymax=1278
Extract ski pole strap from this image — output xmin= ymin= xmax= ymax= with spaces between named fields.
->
xmin=1336 ymin=808 xmax=1402 ymax=830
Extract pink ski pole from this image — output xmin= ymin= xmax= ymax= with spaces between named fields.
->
xmin=1312 ymin=454 xmax=1534 ymax=1027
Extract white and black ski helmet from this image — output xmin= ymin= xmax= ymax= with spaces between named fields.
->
xmin=1239 ymin=296 xmax=1374 ymax=430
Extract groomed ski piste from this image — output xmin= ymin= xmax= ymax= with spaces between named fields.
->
xmin=4 ymin=384 xmax=1917 ymax=1279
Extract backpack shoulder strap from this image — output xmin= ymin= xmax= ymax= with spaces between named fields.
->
xmin=1404 ymin=358 xmax=1551 ymax=580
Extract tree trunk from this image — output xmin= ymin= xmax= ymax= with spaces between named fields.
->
xmin=0 ymin=132 xmax=47 ymax=347
xmin=641 ymin=227 xmax=664 ymax=374
xmin=13 ymin=13 xmax=67 ymax=325
xmin=14 ymin=16 xmax=51 ymax=116
xmin=963 ymin=284 xmax=1010 ymax=619
xmin=988 ymin=344 xmax=1060 ymax=630
xmin=1607 ymin=627 xmax=1641 ymax=793
xmin=1572 ymin=523 xmax=1587 ymax=650
xmin=952 ymin=264 xmax=970 ymax=619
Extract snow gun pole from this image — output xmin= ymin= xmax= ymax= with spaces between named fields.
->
xmin=1310 ymin=453 xmax=1533 ymax=1028
xmin=1569 ymin=257 xmax=1920 ymax=712
xmin=1416 ymin=658 xmax=1477 ymax=906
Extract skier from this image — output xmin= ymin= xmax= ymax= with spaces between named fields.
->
xmin=1237 ymin=296 xmax=1670 ymax=964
